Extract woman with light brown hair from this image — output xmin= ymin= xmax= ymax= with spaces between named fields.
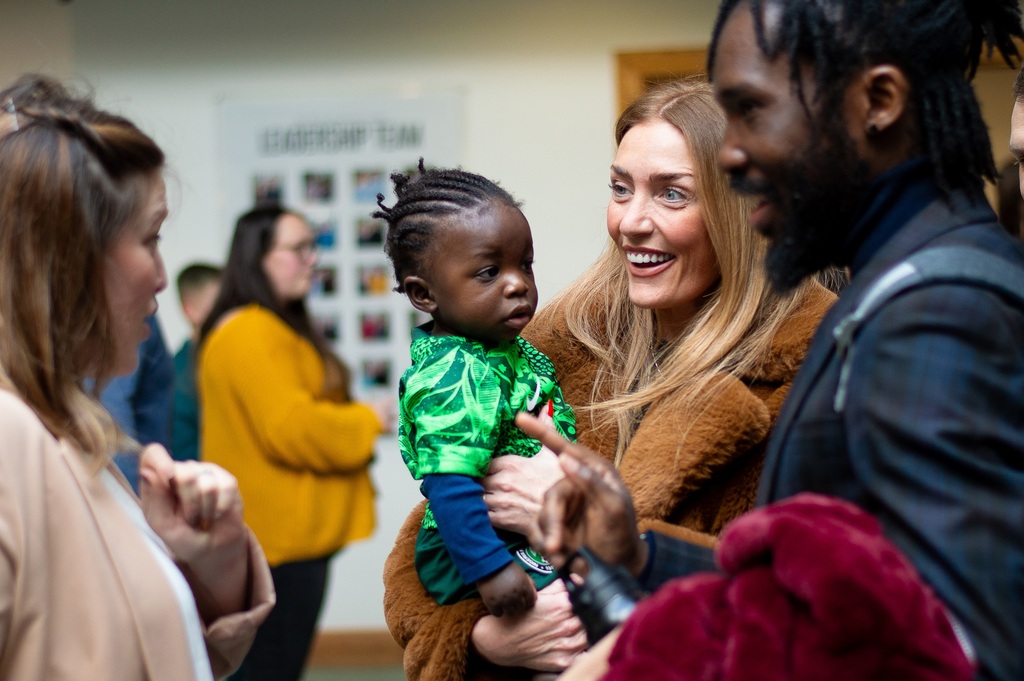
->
xmin=382 ymin=77 xmax=834 ymax=680
xmin=0 ymin=75 xmax=273 ymax=680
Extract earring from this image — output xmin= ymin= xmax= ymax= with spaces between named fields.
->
xmin=867 ymin=122 xmax=880 ymax=136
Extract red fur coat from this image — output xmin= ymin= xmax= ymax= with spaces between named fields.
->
xmin=605 ymin=493 xmax=974 ymax=681
xmin=382 ymin=286 xmax=835 ymax=681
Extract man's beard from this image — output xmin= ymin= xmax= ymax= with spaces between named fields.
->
xmin=762 ymin=130 xmax=871 ymax=293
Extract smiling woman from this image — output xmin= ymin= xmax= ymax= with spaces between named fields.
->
xmin=567 ymin=77 xmax=834 ymax=467
xmin=607 ymin=118 xmax=720 ymax=337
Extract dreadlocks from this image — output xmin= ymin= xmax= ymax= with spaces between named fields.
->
xmin=372 ymin=159 xmax=521 ymax=292
xmin=709 ymin=0 xmax=1023 ymax=198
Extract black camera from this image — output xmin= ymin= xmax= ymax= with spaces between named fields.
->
xmin=560 ymin=545 xmax=646 ymax=646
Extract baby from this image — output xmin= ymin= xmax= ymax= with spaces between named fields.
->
xmin=374 ymin=161 xmax=576 ymax=617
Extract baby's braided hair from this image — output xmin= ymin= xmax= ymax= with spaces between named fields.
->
xmin=372 ymin=159 xmax=520 ymax=293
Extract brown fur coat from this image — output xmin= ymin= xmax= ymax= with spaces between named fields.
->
xmin=382 ymin=285 xmax=835 ymax=681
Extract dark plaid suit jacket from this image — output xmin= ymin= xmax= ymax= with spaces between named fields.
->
xmin=645 ymin=192 xmax=1024 ymax=681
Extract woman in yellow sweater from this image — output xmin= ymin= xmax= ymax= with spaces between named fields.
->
xmin=199 ymin=205 xmax=390 ymax=681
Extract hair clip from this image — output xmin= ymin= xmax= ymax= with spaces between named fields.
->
xmin=5 ymin=98 xmax=18 ymax=131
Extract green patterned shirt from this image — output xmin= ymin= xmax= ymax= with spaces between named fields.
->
xmin=398 ymin=326 xmax=576 ymax=529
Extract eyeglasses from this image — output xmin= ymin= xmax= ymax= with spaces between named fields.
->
xmin=273 ymin=240 xmax=318 ymax=259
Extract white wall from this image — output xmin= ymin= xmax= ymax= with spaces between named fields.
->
xmin=5 ymin=0 xmax=718 ymax=630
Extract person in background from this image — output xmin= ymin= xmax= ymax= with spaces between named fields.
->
xmin=172 ymin=262 xmax=223 ymax=462
xmin=525 ymin=1 xmax=1024 ymax=680
xmin=382 ymin=79 xmax=833 ymax=681
xmin=101 ymin=313 xmax=175 ymax=490
xmin=199 ymin=205 xmax=392 ymax=681
xmin=0 ymin=74 xmax=273 ymax=680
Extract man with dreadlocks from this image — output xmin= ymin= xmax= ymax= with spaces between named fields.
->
xmin=519 ymin=1 xmax=1024 ymax=680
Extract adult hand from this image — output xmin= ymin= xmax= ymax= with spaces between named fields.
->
xmin=484 ymin=401 xmax=563 ymax=535
xmin=558 ymin=626 xmax=620 ymax=681
xmin=139 ymin=445 xmax=248 ymax=620
xmin=483 ymin=449 xmax=564 ymax=537
xmin=515 ymin=413 xmax=648 ymax=578
xmin=470 ymin=579 xmax=586 ymax=672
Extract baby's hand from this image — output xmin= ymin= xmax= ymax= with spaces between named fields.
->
xmin=477 ymin=562 xmax=537 ymax=617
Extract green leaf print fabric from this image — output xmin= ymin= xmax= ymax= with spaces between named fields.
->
xmin=398 ymin=328 xmax=576 ymax=530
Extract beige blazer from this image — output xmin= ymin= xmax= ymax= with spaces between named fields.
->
xmin=0 ymin=389 xmax=275 ymax=680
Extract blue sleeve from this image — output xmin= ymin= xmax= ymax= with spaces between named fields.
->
xmin=100 ymin=374 xmax=139 ymax=438
xmin=422 ymin=474 xmax=512 ymax=584
xmin=131 ymin=316 xmax=175 ymax=449
xmin=100 ymin=372 xmax=141 ymax=491
xmin=100 ymin=316 xmax=175 ymax=492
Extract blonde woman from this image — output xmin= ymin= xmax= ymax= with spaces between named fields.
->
xmin=383 ymin=78 xmax=834 ymax=681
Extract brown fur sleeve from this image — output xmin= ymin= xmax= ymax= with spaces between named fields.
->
xmin=619 ymin=374 xmax=771 ymax=529
xmin=382 ymin=502 xmax=530 ymax=681
xmin=383 ymin=502 xmax=485 ymax=680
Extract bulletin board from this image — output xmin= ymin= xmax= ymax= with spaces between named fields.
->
xmin=218 ymin=94 xmax=462 ymax=402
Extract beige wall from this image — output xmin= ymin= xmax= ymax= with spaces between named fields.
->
xmin=0 ymin=0 xmax=73 ymax=85
xmin=977 ymin=66 xmax=1019 ymax=169
xmin=975 ymin=64 xmax=1019 ymax=212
